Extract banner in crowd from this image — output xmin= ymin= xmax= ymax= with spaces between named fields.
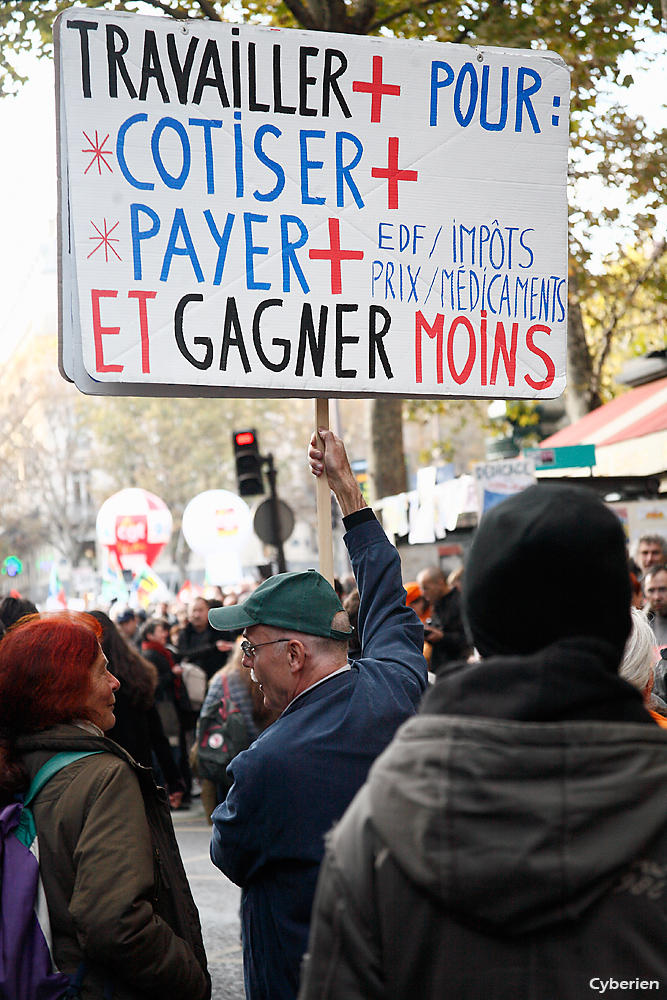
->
xmin=473 ymin=456 xmax=536 ymax=514
xmin=56 ymin=9 xmax=570 ymax=400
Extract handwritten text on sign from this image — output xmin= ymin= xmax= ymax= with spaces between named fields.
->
xmin=56 ymin=10 xmax=569 ymax=397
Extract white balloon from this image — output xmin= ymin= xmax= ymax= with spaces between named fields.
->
xmin=182 ymin=490 xmax=252 ymax=556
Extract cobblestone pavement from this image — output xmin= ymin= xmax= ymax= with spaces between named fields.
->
xmin=172 ymin=802 xmax=246 ymax=1000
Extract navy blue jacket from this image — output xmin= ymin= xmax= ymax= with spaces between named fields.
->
xmin=210 ymin=514 xmax=427 ymax=1000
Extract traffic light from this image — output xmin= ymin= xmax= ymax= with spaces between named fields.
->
xmin=233 ymin=429 xmax=264 ymax=496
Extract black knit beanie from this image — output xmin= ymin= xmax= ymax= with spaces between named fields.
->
xmin=463 ymin=484 xmax=632 ymax=660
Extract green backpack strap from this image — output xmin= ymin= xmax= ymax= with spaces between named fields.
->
xmin=16 ymin=751 xmax=102 ymax=848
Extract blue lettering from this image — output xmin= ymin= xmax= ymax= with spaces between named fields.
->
xmin=160 ymin=208 xmax=203 ymax=282
xmin=189 ymin=118 xmax=222 ymax=194
xmin=253 ymin=124 xmax=285 ymax=202
xmin=280 ymin=215 xmax=310 ymax=293
xmin=336 ymin=132 xmax=364 ymax=209
xmin=515 ymin=68 xmax=541 ymax=133
xmin=429 ymin=61 xmax=454 ymax=126
xmin=130 ymin=203 xmax=160 ymax=280
xmin=117 ymin=114 xmax=153 ymax=190
xmin=244 ymin=213 xmax=271 ymax=290
xmin=300 ymin=130 xmax=325 ymax=205
xmin=151 ymin=117 xmax=191 ymax=190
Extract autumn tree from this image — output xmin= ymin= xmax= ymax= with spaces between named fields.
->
xmin=0 ymin=333 xmax=96 ymax=570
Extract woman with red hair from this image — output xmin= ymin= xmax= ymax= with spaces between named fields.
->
xmin=0 ymin=611 xmax=210 ymax=1000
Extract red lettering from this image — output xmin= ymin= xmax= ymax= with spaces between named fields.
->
xmin=480 ymin=310 xmax=487 ymax=386
xmin=415 ymin=311 xmax=444 ymax=383
xmin=490 ymin=320 xmax=518 ymax=386
xmin=128 ymin=290 xmax=157 ymax=374
xmin=524 ymin=323 xmax=555 ymax=390
xmin=91 ymin=289 xmax=123 ymax=373
xmin=447 ymin=316 xmax=475 ymax=385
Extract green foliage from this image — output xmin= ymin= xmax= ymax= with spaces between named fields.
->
xmin=579 ymin=241 xmax=667 ymax=402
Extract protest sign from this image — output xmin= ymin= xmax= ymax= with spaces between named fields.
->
xmin=473 ymin=456 xmax=536 ymax=515
xmin=55 ymin=9 xmax=570 ymax=400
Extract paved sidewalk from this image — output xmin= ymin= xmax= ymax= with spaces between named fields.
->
xmin=172 ymin=802 xmax=245 ymax=1000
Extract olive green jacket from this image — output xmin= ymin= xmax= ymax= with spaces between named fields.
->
xmin=17 ymin=724 xmax=210 ymax=1000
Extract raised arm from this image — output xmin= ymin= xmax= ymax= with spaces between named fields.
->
xmin=308 ymin=428 xmax=366 ymax=517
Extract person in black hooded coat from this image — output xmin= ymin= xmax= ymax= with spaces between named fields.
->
xmin=299 ymin=484 xmax=667 ymax=1000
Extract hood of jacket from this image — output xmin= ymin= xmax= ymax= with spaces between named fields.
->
xmin=365 ymin=710 xmax=667 ymax=934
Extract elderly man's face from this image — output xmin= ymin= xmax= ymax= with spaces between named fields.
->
xmin=242 ymin=626 xmax=293 ymax=713
xmin=189 ymin=598 xmax=209 ymax=632
xmin=645 ymin=570 xmax=667 ymax=616
xmin=638 ymin=541 xmax=665 ymax=572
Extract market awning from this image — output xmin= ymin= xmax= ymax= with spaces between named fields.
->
xmin=540 ymin=377 xmax=667 ymax=478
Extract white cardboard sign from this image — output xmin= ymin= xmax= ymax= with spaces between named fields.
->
xmin=55 ymin=8 xmax=570 ymax=399
xmin=474 ymin=456 xmax=537 ymax=515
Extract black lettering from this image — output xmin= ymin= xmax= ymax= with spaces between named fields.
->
xmin=220 ymin=297 xmax=251 ymax=372
xmin=273 ymin=45 xmax=296 ymax=115
xmin=299 ymin=46 xmax=319 ymax=117
xmin=106 ymin=24 xmax=137 ymax=100
xmin=296 ymin=304 xmax=327 ymax=376
xmin=232 ymin=35 xmax=242 ymax=108
xmin=248 ymin=43 xmax=269 ymax=112
xmin=323 ymin=49 xmax=351 ymax=118
xmin=139 ymin=30 xmax=170 ymax=103
xmin=193 ymin=39 xmax=230 ymax=107
xmin=67 ymin=20 xmax=97 ymax=99
xmin=369 ymin=306 xmax=393 ymax=378
xmin=253 ymin=299 xmax=289 ymax=372
xmin=166 ymin=33 xmax=199 ymax=105
xmin=174 ymin=294 xmax=212 ymax=369
xmin=335 ymin=304 xmax=358 ymax=378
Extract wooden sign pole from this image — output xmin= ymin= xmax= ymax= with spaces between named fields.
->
xmin=315 ymin=398 xmax=334 ymax=585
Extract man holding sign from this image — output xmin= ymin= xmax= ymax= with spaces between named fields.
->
xmin=209 ymin=428 xmax=427 ymax=1000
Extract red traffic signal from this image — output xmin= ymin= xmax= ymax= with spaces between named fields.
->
xmin=232 ymin=429 xmax=264 ymax=497
xmin=234 ymin=431 xmax=256 ymax=448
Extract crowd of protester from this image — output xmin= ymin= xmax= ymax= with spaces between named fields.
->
xmin=3 ymin=444 xmax=667 ymax=999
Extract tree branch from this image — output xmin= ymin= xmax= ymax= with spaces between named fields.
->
xmin=196 ymin=0 xmax=224 ymax=19
xmin=134 ymin=0 xmax=192 ymax=19
xmin=279 ymin=0 xmax=321 ymax=31
xmin=350 ymin=0 xmax=378 ymax=34
xmin=367 ymin=0 xmax=489 ymax=40
xmin=591 ymin=241 xmax=667 ymax=397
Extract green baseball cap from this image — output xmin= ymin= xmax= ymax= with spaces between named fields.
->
xmin=208 ymin=570 xmax=351 ymax=640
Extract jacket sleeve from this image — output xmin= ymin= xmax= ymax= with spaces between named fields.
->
xmin=68 ymin=758 xmax=208 ymax=1000
xmin=346 ymin=518 xmax=427 ymax=695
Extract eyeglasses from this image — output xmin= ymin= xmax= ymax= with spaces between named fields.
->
xmin=240 ymin=638 xmax=290 ymax=659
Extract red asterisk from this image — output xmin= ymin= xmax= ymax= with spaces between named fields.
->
xmin=82 ymin=130 xmax=114 ymax=175
xmin=88 ymin=220 xmax=121 ymax=262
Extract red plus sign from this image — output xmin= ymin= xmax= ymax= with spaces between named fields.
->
xmin=309 ymin=218 xmax=364 ymax=295
xmin=371 ymin=137 xmax=418 ymax=210
xmin=352 ymin=56 xmax=401 ymax=123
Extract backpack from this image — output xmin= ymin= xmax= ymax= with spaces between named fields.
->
xmin=0 ymin=750 xmax=107 ymax=1000
xmin=196 ymin=676 xmax=251 ymax=792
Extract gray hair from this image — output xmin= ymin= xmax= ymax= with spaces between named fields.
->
xmin=619 ymin=607 xmax=656 ymax=692
xmin=632 ymin=534 xmax=667 ymax=562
